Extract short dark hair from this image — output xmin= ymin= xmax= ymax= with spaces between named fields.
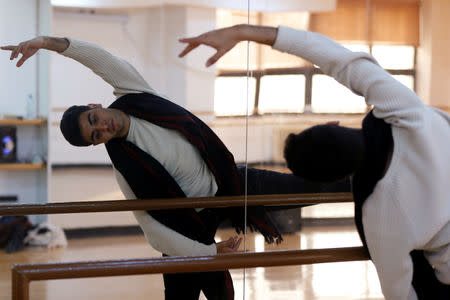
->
xmin=60 ymin=105 xmax=92 ymax=147
xmin=283 ymin=124 xmax=365 ymax=182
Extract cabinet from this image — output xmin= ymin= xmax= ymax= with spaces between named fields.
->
xmin=0 ymin=119 xmax=47 ymax=170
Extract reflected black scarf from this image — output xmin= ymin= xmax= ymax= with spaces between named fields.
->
xmin=353 ymin=111 xmax=449 ymax=299
xmin=105 ymin=93 xmax=282 ymax=245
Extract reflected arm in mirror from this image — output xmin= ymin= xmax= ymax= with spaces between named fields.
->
xmin=178 ymin=24 xmax=277 ymax=67
xmin=216 ymin=236 xmax=243 ymax=254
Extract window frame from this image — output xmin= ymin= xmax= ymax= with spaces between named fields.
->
xmin=216 ymin=46 xmax=416 ymax=116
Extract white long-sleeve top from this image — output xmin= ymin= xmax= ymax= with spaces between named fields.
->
xmin=272 ymin=26 xmax=450 ymax=300
xmin=61 ymin=38 xmax=218 ymax=256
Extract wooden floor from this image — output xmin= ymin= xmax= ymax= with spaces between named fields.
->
xmin=1 ymin=226 xmax=384 ymax=300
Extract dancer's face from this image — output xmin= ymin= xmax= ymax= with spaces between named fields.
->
xmin=78 ymin=104 xmax=129 ymax=146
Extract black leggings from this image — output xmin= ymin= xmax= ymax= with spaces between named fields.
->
xmin=411 ymin=250 xmax=450 ymax=300
xmin=238 ymin=166 xmax=351 ymax=210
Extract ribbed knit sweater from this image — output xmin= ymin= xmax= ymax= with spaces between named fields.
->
xmin=273 ymin=26 xmax=450 ymax=300
xmin=61 ymin=39 xmax=218 ymax=256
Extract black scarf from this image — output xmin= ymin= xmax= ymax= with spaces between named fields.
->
xmin=105 ymin=93 xmax=282 ymax=245
xmin=353 ymin=110 xmax=449 ymax=299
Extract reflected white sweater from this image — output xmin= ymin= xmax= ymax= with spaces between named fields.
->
xmin=273 ymin=26 xmax=450 ymax=300
xmin=61 ymin=38 xmax=218 ymax=257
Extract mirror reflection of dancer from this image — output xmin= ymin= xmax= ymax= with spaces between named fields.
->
xmin=2 ymin=34 xmax=350 ymax=300
xmin=179 ymin=24 xmax=450 ymax=300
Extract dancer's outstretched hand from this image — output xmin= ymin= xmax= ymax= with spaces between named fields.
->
xmin=216 ymin=236 xmax=243 ymax=254
xmin=1 ymin=37 xmax=46 ymax=67
xmin=179 ymin=25 xmax=242 ymax=67
xmin=179 ymin=24 xmax=277 ymax=67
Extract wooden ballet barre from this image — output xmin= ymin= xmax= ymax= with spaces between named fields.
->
xmin=0 ymin=192 xmax=352 ymax=216
xmin=12 ymin=246 xmax=369 ymax=300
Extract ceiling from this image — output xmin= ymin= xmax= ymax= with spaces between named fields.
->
xmin=50 ymin=0 xmax=337 ymax=12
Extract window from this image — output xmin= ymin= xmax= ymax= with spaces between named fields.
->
xmin=259 ymin=75 xmax=306 ymax=113
xmin=312 ymin=75 xmax=367 ymax=113
xmin=214 ymin=10 xmax=417 ymax=116
xmin=342 ymin=44 xmax=370 ymax=53
xmin=392 ymin=75 xmax=414 ymax=91
xmin=372 ymin=45 xmax=415 ymax=70
xmin=214 ymin=76 xmax=256 ymax=116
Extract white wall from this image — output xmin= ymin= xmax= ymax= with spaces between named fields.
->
xmin=184 ymin=7 xmax=217 ymax=112
xmin=0 ymin=0 xmax=38 ymax=117
xmin=49 ymin=6 xmax=221 ymax=164
xmin=0 ymin=0 xmax=51 ymax=224
xmin=50 ymin=8 xmax=161 ymax=164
